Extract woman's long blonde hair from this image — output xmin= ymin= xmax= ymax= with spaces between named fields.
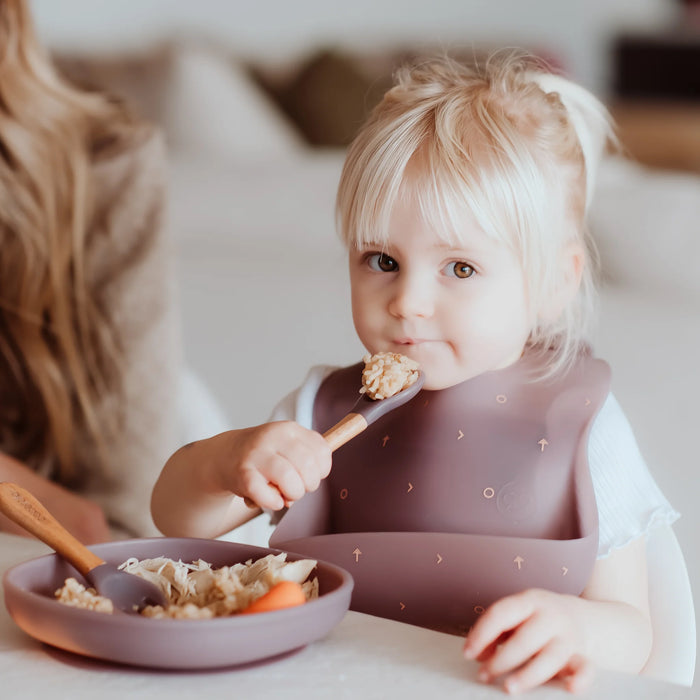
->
xmin=0 ymin=0 xmax=136 ymax=482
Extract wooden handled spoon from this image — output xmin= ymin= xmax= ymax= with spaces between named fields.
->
xmin=244 ymin=370 xmax=425 ymax=507
xmin=0 ymin=482 xmax=167 ymax=613
xmin=322 ymin=369 xmax=425 ymax=449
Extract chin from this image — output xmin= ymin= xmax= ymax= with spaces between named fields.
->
xmin=422 ymin=372 xmax=471 ymax=391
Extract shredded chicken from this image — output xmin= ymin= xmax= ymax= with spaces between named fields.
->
xmin=54 ymin=553 xmax=318 ymax=619
xmin=360 ymin=352 xmax=420 ymax=400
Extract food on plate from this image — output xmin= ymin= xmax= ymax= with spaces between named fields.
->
xmin=54 ymin=552 xmax=318 ymax=619
xmin=360 ymin=352 xmax=420 ymax=400
xmin=55 ymin=576 xmax=115 ymax=613
xmin=240 ymin=580 xmax=307 ymax=614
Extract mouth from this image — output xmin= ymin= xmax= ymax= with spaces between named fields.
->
xmin=393 ymin=337 xmax=432 ymax=346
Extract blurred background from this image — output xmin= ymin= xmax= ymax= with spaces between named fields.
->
xmin=31 ymin=0 xmax=700 ymax=172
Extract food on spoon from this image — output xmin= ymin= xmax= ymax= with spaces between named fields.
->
xmin=54 ymin=552 xmax=318 ymax=619
xmin=360 ymin=352 xmax=420 ymax=400
xmin=240 ymin=580 xmax=307 ymax=614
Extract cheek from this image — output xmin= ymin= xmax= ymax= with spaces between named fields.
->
xmin=458 ymin=285 xmax=531 ymax=347
xmin=350 ymin=280 xmax=377 ymax=336
xmin=350 ymin=279 xmax=368 ymax=315
xmin=493 ymin=269 xmax=531 ymax=324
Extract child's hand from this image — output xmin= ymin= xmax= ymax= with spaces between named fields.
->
xmin=215 ymin=421 xmax=332 ymax=511
xmin=463 ymin=588 xmax=595 ymax=694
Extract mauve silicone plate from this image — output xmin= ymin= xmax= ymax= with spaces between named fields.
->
xmin=3 ymin=537 xmax=353 ymax=670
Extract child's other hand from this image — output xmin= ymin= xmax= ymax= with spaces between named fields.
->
xmin=463 ymin=588 xmax=595 ymax=694
xmin=217 ymin=421 xmax=332 ymax=511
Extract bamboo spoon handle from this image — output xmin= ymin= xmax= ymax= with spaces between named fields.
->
xmin=0 ymin=482 xmax=103 ymax=575
xmin=322 ymin=413 xmax=368 ymax=451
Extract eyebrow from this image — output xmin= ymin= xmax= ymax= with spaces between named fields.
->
xmin=433 ymin=241 xmax=486 ymax=257
xmin=356 ymin=239 xmax=491 ymax=258
xmin=356 ymin=239 xmax=387 ymax=249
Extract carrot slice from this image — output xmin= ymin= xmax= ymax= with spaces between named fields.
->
xmin=240 ymin=581 xmax=307 ymax=614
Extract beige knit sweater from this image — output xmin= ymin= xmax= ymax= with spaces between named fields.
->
xmin=75 ymin=125 xmax=183 ymax=537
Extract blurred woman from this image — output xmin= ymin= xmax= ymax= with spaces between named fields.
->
xmin=0 ymin=0 xmax=182 ymax=542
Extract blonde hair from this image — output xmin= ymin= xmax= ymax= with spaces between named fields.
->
xmin=0 ymin=0 xmax=138 ymax=482
xmin=336 ymin=52 xmax=615 ymax=377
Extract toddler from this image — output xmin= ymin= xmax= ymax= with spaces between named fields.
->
xmin=152 ymin=54 xmax=679 ymax=693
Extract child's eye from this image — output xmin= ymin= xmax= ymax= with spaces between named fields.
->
xmin=445 ymin=261 xmax=475 ymax=279
xmin=367 ymin=253 xmax=398 ymax=272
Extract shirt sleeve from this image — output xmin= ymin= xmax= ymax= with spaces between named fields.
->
xmin=588 ymin=393 xmax=680 ymax=558
xmin=267 ymin=365 xmax=337 ymax=426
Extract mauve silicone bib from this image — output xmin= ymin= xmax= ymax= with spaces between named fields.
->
xmin=271 ymin=351 xmax=610 ymax=634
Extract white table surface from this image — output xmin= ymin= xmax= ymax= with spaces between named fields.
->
xmin=0 ymin=533 xmax=693 ymax=699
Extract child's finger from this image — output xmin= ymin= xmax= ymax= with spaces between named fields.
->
xmin=477 ymin=614 xmax=552 ymax=678
xmin=277 ymin=436 xmax=331 ymax=492
xmin=471 ymin=637 xmax=500 ymax=663
xmin=500 ymin=638 xmax=571 ymax=694
xmin=465 ymin=630 xmax=513 ymax=663
xmin=243 ymin=487 xmax=290 ymax=510
xmin=559 ymin=654 xmax=596 ymax=694
xmin=464 ymin=594 xmax=533 ymax=659
xmin=262 ymin=454 xmax=307 ymax=503
xmin=242 ymin=470 xmax=287 ymax=510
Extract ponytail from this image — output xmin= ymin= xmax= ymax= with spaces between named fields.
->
xmin=527 ymin=72 xmax=617 ymax=210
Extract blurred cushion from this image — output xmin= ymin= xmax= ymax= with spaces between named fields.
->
xmin=163 ymin=43 xmax=303 ymax=158
xmin=56 ymin=42 xmax=303 ymax=159
xmin=261 ymin=49 xmax=392 ymax=146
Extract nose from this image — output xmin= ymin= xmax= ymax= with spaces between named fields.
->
xmin=388 ymin=271 xmax=434 ymax=319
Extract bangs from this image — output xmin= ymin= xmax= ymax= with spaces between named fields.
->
xmin=338 ymin=96 xmax=563 ymax=265
xmin=410 ymin=143 xmax=528 ymax=252
xmin=428 ymin=101 xmax=562 ymax=259
xmin=336 ymin=115 xmax=424 ymax=249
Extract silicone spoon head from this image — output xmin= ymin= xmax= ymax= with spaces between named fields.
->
xmin=87 ymin=563 xmax=168 ymax=613
xmin=352 ymin=370 xmax=425 ymax=425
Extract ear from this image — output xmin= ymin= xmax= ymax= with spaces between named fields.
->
xmin=538 ymin=241 xmax=584 ymax=324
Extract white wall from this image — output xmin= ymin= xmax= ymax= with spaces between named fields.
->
xmin=30 ymin=0 xmax=676 ymax=95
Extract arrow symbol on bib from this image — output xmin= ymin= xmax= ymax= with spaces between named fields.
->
xmin=436 ymin=553 xmax=443 ymax=564
xmin=514 ymin=556 xmax=524 ymax=570
xmin=562 ymin=566 xmax=569 ymax=576
xmin=407 ymin=482 xmax=414 ymax=493
xmin=538 ymin=439 xmax=549 ymax=452
xmin=457 ymin=429 xmax=464 ymax=440
xmin=382 ymin=435 xmax=390 ymax=447
xmin=400 ymin=602 xmax=406 ymax=610
xmin=353 ymin=548 xmax=362 ymax=562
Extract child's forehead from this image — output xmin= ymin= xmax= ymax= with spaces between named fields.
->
xmin=357 ymin=203 xmax=507 ymax=258
xmin=343 ymin=141 xmax=536 ymax=257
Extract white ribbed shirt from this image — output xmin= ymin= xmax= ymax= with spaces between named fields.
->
xmin=268 ymin=365 xmax=680 ymax=559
